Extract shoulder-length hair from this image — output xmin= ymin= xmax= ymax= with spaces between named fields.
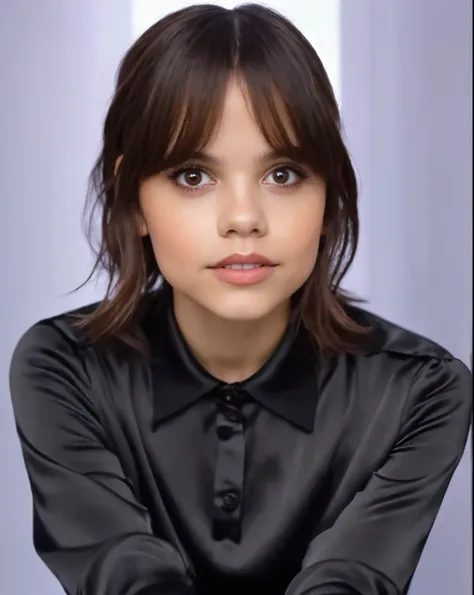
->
xmin=76 ymin=3 xmax=368 ymax=353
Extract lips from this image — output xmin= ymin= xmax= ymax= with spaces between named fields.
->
xmin=209 ymin=257 xmax=277 ymax=286
xmin=219 ymin=263 xmax=265 ymax=270
xmin=210 ymin=253 xmax=276 ymax=268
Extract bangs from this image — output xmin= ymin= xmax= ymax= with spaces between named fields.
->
xmin=128 ymin=5 xmax=342 ymax=182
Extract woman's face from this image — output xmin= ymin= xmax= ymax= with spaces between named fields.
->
xmin=138 ymin=79 xmax=326 ymax=323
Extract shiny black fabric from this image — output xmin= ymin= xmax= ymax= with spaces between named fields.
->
xmin=9 ymin=292 xmax=472 ymax=595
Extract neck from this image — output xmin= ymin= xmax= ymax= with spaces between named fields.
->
xmin=172 ymin=293 xmax=291 ymax=383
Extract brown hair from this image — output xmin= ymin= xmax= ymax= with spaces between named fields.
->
xmin=76 ymin=3 xmax=368 ymax=353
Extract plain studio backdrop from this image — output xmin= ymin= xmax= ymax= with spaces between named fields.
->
xmin=0 ymin=1 xmax=471 ymax=594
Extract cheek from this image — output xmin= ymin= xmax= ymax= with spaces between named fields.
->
xmin=147 ymin=216 xmax=195 ymax=268
xmin=140 ymin=196 xmax=211 ymax=279
xmin=276 ymin=198 xmax=325 ymax=263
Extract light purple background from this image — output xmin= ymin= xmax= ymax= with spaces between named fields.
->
xmin=0 ymin=1 xmax=471 ymax=593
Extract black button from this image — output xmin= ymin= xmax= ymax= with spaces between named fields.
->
xmin=224 ymin=409 xmax=241 ymax=423
xmin=221 ymin=491 xmax=240 ymax=513
xmin=224 ymin=393 xmax=235 ymax=404
xmin=216 ymin=425 xmax=233 ymax=440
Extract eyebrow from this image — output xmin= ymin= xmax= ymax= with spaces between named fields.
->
xmin=183 ymin=147 xmax=307 ymax=167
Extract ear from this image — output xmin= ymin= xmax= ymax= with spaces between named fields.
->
xmin=136 ymin=212 xmax=149 ymax=237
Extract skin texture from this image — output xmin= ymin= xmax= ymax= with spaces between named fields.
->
xmin=137 ymin=78 xmax=326 ymax=381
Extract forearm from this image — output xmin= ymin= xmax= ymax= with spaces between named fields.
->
xmin=286 ymin=560 xmax=399 ymax=595
xmin=65 ymin=533 xmax=195 ymax=595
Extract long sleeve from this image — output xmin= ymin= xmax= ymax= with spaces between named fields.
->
xmin=9 ymin=322 xmax=196 ymax=595
xmin=286 ymin=357 xmax=472 ymax=595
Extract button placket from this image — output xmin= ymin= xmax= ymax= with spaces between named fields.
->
xmin=212 ymin=389 xmax=246 ymax=542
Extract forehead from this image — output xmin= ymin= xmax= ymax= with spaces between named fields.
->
xmin=206 ymin=76 xmax=297 ymax=152
xmin=208 ymin=79 xmax=266 ymax=148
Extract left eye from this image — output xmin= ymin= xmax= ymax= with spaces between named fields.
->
xmin=263 ymin=167 xmax=301 ymax=186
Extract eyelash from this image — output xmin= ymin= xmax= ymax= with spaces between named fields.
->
xmin=167 ymin=163 xmax=308 ymax=193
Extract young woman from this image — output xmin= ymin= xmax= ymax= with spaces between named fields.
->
xmin=9 ymin=4 xmax=471 ymax=595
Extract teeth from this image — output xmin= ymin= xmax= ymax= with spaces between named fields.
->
xmin=223 ymin=264 xmax=263 ymax=270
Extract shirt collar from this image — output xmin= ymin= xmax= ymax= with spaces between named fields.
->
xmin=147 ymin=294 xmax=322 ymax=432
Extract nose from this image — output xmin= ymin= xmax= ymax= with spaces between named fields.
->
xmin=217 ymin=182 xmax=268 ymax=238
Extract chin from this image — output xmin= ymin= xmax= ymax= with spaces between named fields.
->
xmin=172 ymin=282 xmax=294 ymax=324
xmin=203 ymin=293 xmax=289 ymax=323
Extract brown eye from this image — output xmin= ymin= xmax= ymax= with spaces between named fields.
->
xmin=171 ymin=167 xmax=214 ymax=190
xmin=272 ymin=167 xmax=291 ymax=184
xmin=263 ymin=166 xmax=302 ymax=187
xmin=183 ymin=169 xmax=203 ymax=186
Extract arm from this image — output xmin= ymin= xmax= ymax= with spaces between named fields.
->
xmin=286 ymin=357 xmax=472 ymax=595
xmin=10 ymin=323 xmax=195 ymax=595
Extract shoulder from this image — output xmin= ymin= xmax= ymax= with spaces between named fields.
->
xmin=9 ymin=299 xmax=146 ymax=402
xmin=9 ymin=299 xmax=162 ymax=434
xmin=10 ymin=294 xmax=160 ymax=363
xmin=9 ymin=303 xmax=100 ymax=413
xmin=9 ymin=295 xmax=164 ymax=389
xmin=348 ymin=305 xmax=471 ymax=406
xmin=337 ymin=307 xmax=472 ymax=457
xmin=349 ymin=305 xmax=461 ymax=361
xmin=10 ymin=301 xmax=101 ymax=368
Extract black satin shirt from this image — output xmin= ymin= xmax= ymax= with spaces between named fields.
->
xmin=9 ymin=294 xmax=472 ymax=595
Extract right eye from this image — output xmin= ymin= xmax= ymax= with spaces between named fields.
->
xmin=170 ymin=167 xmax=215 ymax=191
